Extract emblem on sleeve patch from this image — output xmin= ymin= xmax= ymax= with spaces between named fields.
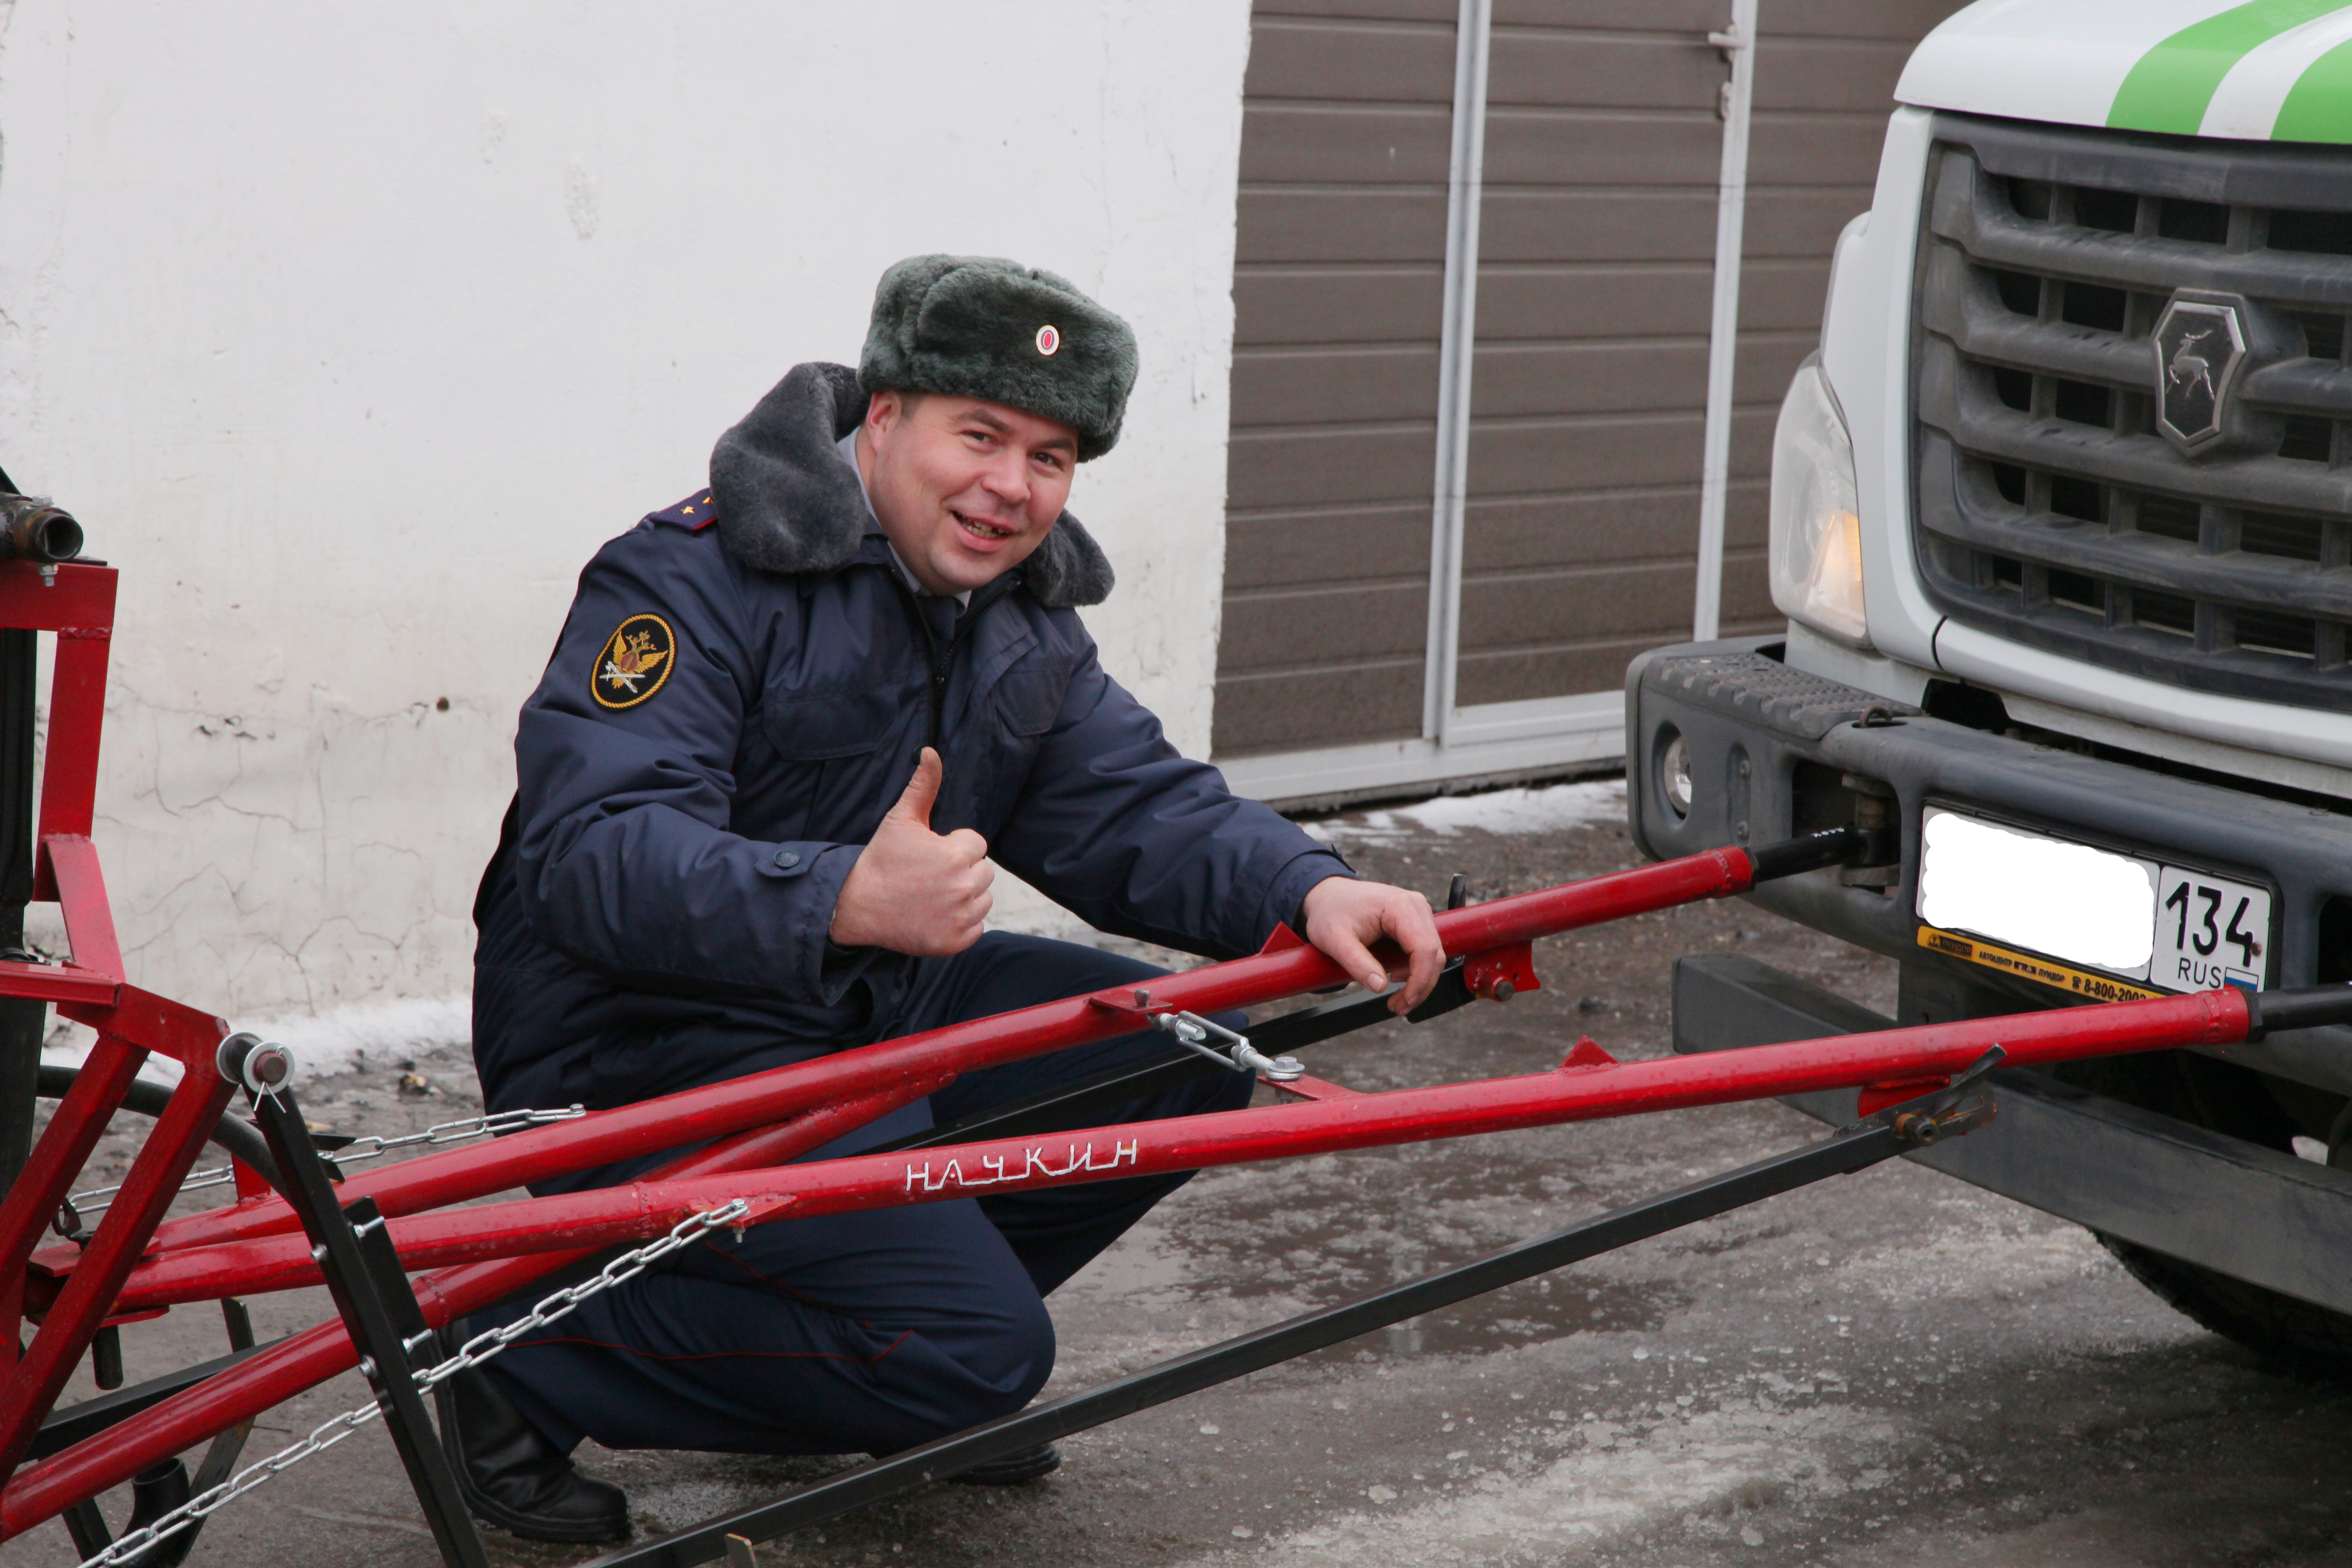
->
xmin=593 ymin=614 xmax=676 ymax=709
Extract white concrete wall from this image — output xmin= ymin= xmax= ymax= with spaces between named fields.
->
xmin=0 ymin=2 xmax=1252 ymax=1026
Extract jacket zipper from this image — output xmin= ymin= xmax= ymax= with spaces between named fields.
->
xmin=897 ymin=575 xmax=1009 ymax=751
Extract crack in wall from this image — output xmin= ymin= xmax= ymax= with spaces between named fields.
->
xmin=39 ymin=683 xmax=503 ymax=1020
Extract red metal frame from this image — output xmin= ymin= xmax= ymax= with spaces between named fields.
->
xmin=0 ymin=555 xmax=2279 ymax=1553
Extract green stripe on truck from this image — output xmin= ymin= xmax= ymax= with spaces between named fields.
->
xmin=2109 ymin=0 xmax=2352 ymax=134
xmin=2273 ymin=35 xmax=2352 ymax=139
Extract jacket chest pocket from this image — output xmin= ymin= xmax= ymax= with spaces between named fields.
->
xmin=751 ymin=686 xmax=918 ymax=846
xmin=990 ymin=667 xmax=1068 ymax=738
xmin=761 ymin=688 xmax=903 ymax=761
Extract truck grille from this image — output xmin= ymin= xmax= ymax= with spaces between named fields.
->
xmin=1912 ymin=114 xmax=2352 ymax=709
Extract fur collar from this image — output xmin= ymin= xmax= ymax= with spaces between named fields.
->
xmin=706 ymin=361 xmax=1115 ymax=608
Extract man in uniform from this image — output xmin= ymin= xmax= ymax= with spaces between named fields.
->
xmin=441 ymin=255 xmax=1443 ymax=1542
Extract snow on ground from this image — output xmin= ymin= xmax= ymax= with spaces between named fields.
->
xmin=1305 ymin=779 xmax=1627 ymax=847
xmin=1184 ymin=1400 xmax=1900 ymax=1566
xmin=41 ymin=993 xmax=470 ymax=1086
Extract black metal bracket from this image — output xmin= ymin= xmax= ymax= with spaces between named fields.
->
xmin=581 ymin=1070 xmax=2002 ymax=1568
xmin=2242 ymin=982 xmax=2352 ymax=1038
xmin=0 ymin=619 xmax=45 ymax=1210
xmin=60 ymin=1462 xmax=195 ymax=1568
xmin=1746 ymin=825 xmax=1874 ymax=881
xmin=229 ymin=1038 xmax=487 ymax=1568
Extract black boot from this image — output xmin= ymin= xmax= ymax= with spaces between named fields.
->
xmin=433 ymin=1345 xmax=629 ymax=1544
xmin=947 ymin=1442 xmax=1061 ymax=1485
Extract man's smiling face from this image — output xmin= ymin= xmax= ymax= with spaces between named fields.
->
xmin=857 ymin=389 xmax=1078 ymax=597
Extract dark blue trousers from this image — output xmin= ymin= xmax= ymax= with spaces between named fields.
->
xmin=481 ymin=934 xmax=1251 ymax=1457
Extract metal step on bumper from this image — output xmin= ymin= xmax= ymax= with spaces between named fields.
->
xmin=1673 ymin=951 xmax=2352 ymax=1317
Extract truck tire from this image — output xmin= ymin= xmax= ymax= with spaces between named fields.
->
xmin=2050 ymin=1050 xmax=2352 ymax=1376
xmin=2099 ymin=1241 xmax=2352 ymax=1375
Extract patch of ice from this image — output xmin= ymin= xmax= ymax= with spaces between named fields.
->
xmin=1306 ymin=779 xmax=1625 ymax=846
xmin=1832 ymin=1194 xmax=2111 ymax=1306
xmin=39 ymin=994 xmax=470 ymax=1089
xmin=1180 ymin=1402 xmax=1901 ymax=1568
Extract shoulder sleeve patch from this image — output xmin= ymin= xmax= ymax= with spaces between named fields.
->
xmin=593 ymin=614 xmax=678 ymax=709
xmin=648 ymin=491 xmax=719 ymax=531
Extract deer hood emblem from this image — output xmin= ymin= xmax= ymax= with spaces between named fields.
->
xmin=2152 ymin=292 xmax=2250 ymax=456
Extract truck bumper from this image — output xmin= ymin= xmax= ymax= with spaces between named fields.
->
xmin=1672 ymin=953 xmax=2352 ymax=1317
xmin=1627 ymin=637 xmax=2352 ymax=1095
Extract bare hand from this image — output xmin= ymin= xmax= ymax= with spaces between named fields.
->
xmin=827 ymin=748 xmax=993 ymax=955
xmin=1300 ymin=876 xmax=1442 ymax=1014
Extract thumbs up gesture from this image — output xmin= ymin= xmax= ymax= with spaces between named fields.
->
xmin=826 ymin=748 xmax=995 ymax=955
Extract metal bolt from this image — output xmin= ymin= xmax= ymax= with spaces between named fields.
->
xmin=311 ymin=1244 xmax=330 ymax=1264
xmin=1492 ymin=980 xmax=1516 ymax=1002
xmin=355 ymin=1356 xmax=377 ymax=1380
xmin=224 ymin=1035 xmax=300 ymax=1097
xmin=1735 ymin=820 xmax=1749 ymax=841
xmin=1737 ymin=758 xmax=1751 ymax=779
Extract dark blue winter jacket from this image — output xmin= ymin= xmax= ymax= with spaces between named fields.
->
xmin=471 ymin=362 xmax=1351 ymax=1118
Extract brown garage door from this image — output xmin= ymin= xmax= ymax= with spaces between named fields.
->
xmin=1215 ymin=0 xmax=1973 ymax=771
xmin=1216 ymin=0 xmax=1457 ymax=760
xmin=1456 ymin=3 xmax=1732 ymax=709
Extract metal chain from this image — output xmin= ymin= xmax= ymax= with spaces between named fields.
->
xmin=72 ymin=1198 xmax=749 ymax=1568
xmin=323 ymin=1103 xmax=590 ymax=1166
xmin=60 ymin=1104 xmax=587 ymax=1219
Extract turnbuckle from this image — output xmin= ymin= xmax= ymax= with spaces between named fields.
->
xmin=1149 ymin=1010 xmax=1305 ymax=1083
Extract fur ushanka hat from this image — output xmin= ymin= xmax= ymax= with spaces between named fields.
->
xmin=859 ymin=255 xmax=1139 ymax=461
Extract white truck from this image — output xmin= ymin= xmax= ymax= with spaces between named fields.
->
xmin=1632 ymin=0 xmax=2352 ymax=1366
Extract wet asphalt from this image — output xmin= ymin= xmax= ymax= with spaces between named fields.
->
xmin=12 ymin=780 xmax=2352 ymax=1568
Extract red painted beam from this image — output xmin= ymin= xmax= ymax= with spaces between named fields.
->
xmin=43 ymin=837 xmax=122 ymax=980
xmin=34 ymin=634 xmax=113 ymax=856
xmin=105 ymin=848 xmax=1756 ymax=1269
xmin=0 ymin=561 xmax=116 ymax=638
xmin=0 ymin=960 xmax=121 ymax=1006
xmin=100 ymin=986 xmax=2248 ymax=1313
xmin=0 ymin=1037 xmax=144 ymax=1370
xmin=0 ymin=1064 xmax=239 ymax=1475
xmin=0 ymin=1081 xmax=940 ymax=1543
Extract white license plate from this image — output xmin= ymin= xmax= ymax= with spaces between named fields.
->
xmin=2150 ymin=866 xmax=2269 ymax=993
xmin=1916 ymin=807 xmax=2270 ymax=994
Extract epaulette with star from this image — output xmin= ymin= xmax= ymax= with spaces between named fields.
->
xmin=648 ymin=490 xmax=718 ymax=531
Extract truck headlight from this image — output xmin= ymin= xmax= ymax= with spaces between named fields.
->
xmin=1768 ymin=357 xmax=1868 ymax=647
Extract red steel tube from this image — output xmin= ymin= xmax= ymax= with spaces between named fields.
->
xmin=0 ymin=1081 xmax=939 ymax=1544
xmin=103 ymin=985 xmax=2248 ymax=1313
xmin=9 ymin=851 xmax=1759 ymax=1523
xmin=110 ymin=847 xmax=1754 ymax=1267
xmin=0 ymin=1066 xmax=239 ymax=1476
xmin=3 ymin=980 xmax=2255 ymax=1535
xmin=0 ymin=1034 xmax=144 ymax=1367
